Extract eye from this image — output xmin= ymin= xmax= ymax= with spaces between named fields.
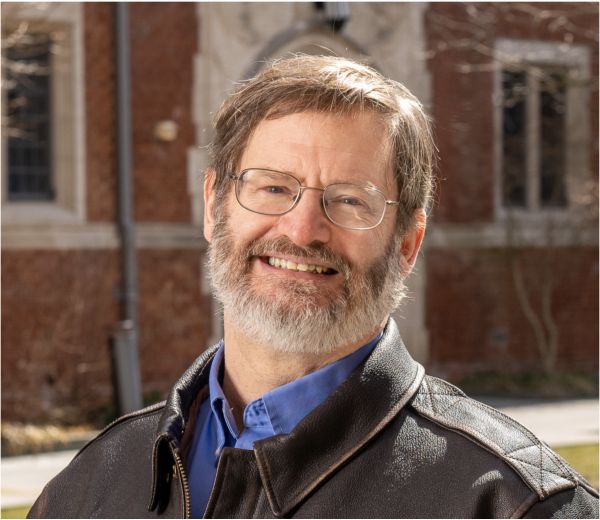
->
xmin=262 ymin=185 xmax=290 ymax=195
xmin=329 ymin=195 xmax=366 ymax=207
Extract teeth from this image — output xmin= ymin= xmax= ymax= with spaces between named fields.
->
xmin=267 ymin=257 xmax=331 ymax=274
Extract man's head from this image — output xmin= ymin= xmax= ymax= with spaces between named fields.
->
xmin=204 ymin=56 xmax=435 ymax=354
xmin=208 ymin=55 xmax=434 ymax=237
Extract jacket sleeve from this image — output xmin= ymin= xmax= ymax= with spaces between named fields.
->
xmin=523 ymin=486 xmax=599 ymax=519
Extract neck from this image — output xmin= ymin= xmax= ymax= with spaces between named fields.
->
xmin=220 ymin=317 xmax=384 ymax=432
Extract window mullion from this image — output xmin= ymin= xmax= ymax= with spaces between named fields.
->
xmin=526 ymin=72 xmax=540 ymax=212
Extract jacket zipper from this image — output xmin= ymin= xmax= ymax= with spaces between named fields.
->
xmin=173 ymin=451 xmax=191 ymax=519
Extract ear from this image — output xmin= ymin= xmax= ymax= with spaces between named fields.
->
xmin=203 ymin=168 xmax=217 ymax=243
xmin=400 ymin=209 xmax=426 ymax=276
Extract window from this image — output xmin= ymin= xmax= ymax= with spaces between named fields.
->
xmin=494 ymin=39 xmax=590 ymax=216
xmin=501 ymin=66 xmax=568 ymax=209
xmin=539 ymin=69 xmax=567 ymax=208
xmin=502 ymin=70 xmax=527 ymax=208
xmin=6 ymin=33 xmax=54 ymax=201
xmin=2 ymin=3 xmax=86 ymax=224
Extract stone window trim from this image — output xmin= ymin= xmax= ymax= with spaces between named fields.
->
xmin=493 ymin=38 xmax=591 ymax=223
xmin=2 ymin=3 xmax=86 ymax=225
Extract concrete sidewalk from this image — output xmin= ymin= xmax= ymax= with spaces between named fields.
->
xmin=2 ymin=398 xmax=598 ymax=509
xmin=2 ymin=450 xmax=79 ymax=509
xmin=474 ymin=397 xmax=599 ymax=448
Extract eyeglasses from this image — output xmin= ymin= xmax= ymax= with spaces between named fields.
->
xmin=228 ymin=168 xmax=399 ymax=230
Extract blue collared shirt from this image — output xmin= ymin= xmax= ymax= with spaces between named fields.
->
xmin=185 ymin=333 xmax=382 ymax=518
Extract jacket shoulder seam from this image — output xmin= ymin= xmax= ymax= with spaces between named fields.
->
xmin=410 ymin=375 xmax=578 ymax=501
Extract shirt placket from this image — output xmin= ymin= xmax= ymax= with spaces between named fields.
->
xmin=211 ymin=397 xmax=238 ymax=466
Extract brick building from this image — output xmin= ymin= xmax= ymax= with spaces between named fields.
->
xmin=2 ymin=2 xmax=597 ymax=423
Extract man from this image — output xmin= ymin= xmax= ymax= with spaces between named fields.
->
xmin=30 ymin=56 xmax=598 ymax=519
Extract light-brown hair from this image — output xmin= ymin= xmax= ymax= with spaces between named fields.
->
xmin=208 ymin=55 xmax=435 ymax=235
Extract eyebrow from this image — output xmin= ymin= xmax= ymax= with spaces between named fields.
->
xmin=248 ymin=166 xmax=381 ymax=189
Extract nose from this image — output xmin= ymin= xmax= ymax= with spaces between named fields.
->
xmin=276 ymin=189 xmax=332 ymax=246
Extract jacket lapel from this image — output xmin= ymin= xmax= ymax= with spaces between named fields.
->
xmin=155 ymin=341 xmax=221 ymax=443
xmin=252 ymin=318 xmax=424 ymax=517
xmin=149 ymin=341 xmax=221 ymax=512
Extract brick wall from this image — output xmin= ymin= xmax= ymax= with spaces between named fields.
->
xmin=426 ymin=2 xmax=599 ymax=224
xmin=84 ymin=2 xmax=198 ymax=224
xmin=1 ymin=249 xmax=213 ymax=423
xmin=426 ymin=247 xmax=599 ymax=380
xmin=130 ymin=2 xmax=197 ymax=223
xmin=2 ymin=3 xmax=207 ymax=423
xmin=424 ymin=3 xmax=599 ymax=378
xmin=85 ymin=2 xmax=117 ymax=222
xmin=137 ymin=249 xmax=213 ymax=395
xmin=1 ymin=251 xmax=119 ymax=423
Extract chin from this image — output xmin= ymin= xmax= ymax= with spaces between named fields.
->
xmin=218 ymin=273 xmax=401 ymax=355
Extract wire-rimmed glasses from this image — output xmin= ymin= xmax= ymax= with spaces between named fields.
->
xmin=229 ymin=168 xmax=399 ymax=230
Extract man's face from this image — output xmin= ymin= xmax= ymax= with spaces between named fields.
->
xmin=205 ymin=111 xmax=421 ymax=354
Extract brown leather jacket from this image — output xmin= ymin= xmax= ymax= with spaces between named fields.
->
xmin=29 ymin=319 xmax=599 ymax=518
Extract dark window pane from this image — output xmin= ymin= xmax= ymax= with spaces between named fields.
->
xmin=8 ymin=146 xmax=18 ymax=167
xmin=38 ymin=121 xmax=49 ymax=141
xmin=25 ymin=173 xmax=36 ymax=192
xmin=38 ymin=147 xmax=48 ymax=165
xmin=502 ymin=70 xmax=527 ymax=207
xmin=540 ymin=71 xmax=567 ymax=207
xmin=8 ymin=173 xmax=20 ymax=193
xmin=6 ymin=33 xmax=53 ymax=201
xmin=24 ymin=148 xmax=34 ymax=167
xmin=38 ymin=173 xmax=50 ymax=193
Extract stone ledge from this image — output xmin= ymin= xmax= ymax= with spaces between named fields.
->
xmin=424 ymin=223 xmax=599 ymax=249
xmin=2 ymin=221 xmax=596 ymax=251
xmin=1 ymin=223 xmax=208 ymax=250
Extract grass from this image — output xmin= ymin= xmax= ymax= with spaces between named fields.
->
xmin=1 ymin=423 xmax=97 ymax=457
xmin=1 ymin=506 xmax=29 ymax=519
xmin=555 ymin=444 xmax=599 ymax=491
xmin=1 ymin=445 xmax=597 ymax=518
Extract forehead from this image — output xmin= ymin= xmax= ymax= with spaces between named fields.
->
xmin=239 ymin=111 xmax=394 ymax=191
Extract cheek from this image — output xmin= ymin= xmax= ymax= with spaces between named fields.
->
xmin=229 ymin=206 xmax=280 ymax=242
xmin=329 ymin=231 xmax=384 ymax=271
xmin=365 ymin=217 xmax=395 ymax=254
xmin=370 ymin=223 xmax=391 ymax=245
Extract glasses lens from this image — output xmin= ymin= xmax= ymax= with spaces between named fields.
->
xmin=324 ymin=184 xmax=386 ymax=230
xmin=237 ymin=169 xmax=300 ymax=215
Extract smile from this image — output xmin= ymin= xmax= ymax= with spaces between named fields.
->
xmin=267 ymin=256 xmax=333 ymax=274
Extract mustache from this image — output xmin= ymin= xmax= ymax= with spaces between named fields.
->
xmin=244 ymin=236 xmax=352 ymax=277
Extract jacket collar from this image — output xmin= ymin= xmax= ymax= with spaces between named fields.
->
xmin=253 ymin=318 xmax=424 ymax=517
xmin=150 ymin=341 xmax=221 ymax=512
xmin=149 ymin=318 xmax=423 ymax=516
xmin=156 ymin=342 xmax=221 ymax=444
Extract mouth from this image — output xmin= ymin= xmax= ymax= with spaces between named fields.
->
xmin=261 ymin=256 xmax=337 ymax=275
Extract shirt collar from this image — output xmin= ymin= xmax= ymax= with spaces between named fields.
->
xmin=208 ymin=331 xmax=382 ymax=440
xmin=208 ymin=346 xmax=240 ymax=441
xmin=262 ymin=334 xmax=382 ymax=435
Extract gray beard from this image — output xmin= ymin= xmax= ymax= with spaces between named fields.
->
xmin=207 ymin=214 xmax=407 ymax=355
